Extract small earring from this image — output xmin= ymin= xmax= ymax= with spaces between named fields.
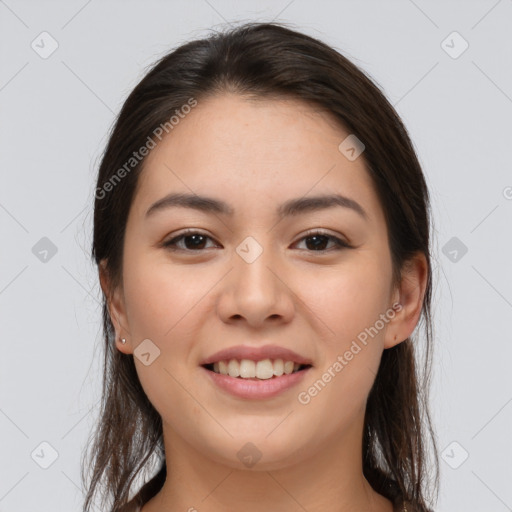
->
xmin=121 ymin=338 xmax=126 ymax=344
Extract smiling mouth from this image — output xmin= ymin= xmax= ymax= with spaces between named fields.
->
xmin=202 ymin=361 xmax=313 ymax=380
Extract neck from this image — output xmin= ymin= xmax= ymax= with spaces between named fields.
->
xmin=142 ymin=414 xmax=394 ymax=512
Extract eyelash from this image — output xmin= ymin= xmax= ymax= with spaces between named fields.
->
xmin=162 ymin=229 xmax=352 ymax=253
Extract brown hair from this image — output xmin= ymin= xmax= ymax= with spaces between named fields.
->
xmin=83 ymin=21 xmax=439 ymax=512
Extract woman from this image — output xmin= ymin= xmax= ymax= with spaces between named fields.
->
xmin=83 ymin=22 xmax=439 ymax=512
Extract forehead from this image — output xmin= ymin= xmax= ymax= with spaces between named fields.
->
xmin=133 ymin=93 xmax=382 ymax=224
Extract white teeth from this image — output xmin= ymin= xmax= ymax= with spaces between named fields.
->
xmin=255 ymin=359 xmax=274 ymax=379
xmin=211 ymin=358 xmax=306 ymax=379
xmin=273 ymin=358 xmax=284 ymax=376
xmin=284 ymin=360 xmax=294 ymax=374
xmin=227 ymin=359 xmax=240 ymax=377
xmin=218 ymin=360 xmax=228 ymax=375
xmin=239 ymin=359 xmax=256 ymax=378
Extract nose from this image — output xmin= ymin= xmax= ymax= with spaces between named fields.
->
xmin=216 ymin=239 xmax=295 ymax=329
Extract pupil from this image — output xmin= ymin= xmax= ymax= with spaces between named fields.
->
xmin=184 ymin=235 xmax=328 ymax=251
xmin=306 ymin=235 xmax=327 ymax=251
xmin=186 ymin=234 xmax=206 ymax=249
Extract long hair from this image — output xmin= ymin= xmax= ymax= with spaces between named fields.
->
xmin=83 ymin=21 xmax=439 ymax=512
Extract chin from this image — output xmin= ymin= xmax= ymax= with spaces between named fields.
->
xmin=201 ymin=431 xmax=309 ymax=471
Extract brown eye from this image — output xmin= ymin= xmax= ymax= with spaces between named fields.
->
xmin=163 ymin=231 xmax=218 ymax=251
xmin=294 ymin=231 xmax=351 ymax=252
xmin=162 ymin=229 xmax=351 ymax=253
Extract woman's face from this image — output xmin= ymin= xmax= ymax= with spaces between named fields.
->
xmin=106 ymin=94 xmax=412 ymax=470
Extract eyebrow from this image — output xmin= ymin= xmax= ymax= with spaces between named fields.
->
xmin=145 ymin=192 xmax=368 ymax=221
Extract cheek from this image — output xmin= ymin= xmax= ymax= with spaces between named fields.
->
xmin=296 ymin=269 xmax=389 ymax=425
xmin=298 ymin=258 xmax=391 ymax=342
xmin=122 ymin=252 xmax=210 ymax=339
xmin=296 ymin=257 xmax=391 ymax=405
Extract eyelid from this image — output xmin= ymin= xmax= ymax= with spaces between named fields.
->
xmin=162 ymin=228 xmax=352 ymax=252
xmin=162 ymin=228 xmax=217 ymax=250
xmin=297 ymin=228 xmax=351 ymax=247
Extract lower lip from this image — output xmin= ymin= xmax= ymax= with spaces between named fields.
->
xmin=201 ymin=366 xmax=312 ymax=400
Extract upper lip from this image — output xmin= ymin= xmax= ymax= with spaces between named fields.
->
xmin=200 ymin=345 xmax=313 ymax=366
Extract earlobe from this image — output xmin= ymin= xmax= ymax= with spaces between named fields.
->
xmin=384 ymin=252 xmax=428 ymax=349
xmin=99 ymin=260 xmax=132 ymax=354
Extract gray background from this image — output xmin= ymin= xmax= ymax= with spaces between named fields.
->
xmin=1 ymin=1 xmax=511 ymax=511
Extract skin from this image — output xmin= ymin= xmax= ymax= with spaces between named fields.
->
xmin=100 ymin=93 xmax=427 ymax=512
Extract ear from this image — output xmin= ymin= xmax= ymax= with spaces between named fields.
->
xmin=99 ymin=259 xmax=133 ymax=354
xmin=384 ymin=251 xmax=428 ymax=349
